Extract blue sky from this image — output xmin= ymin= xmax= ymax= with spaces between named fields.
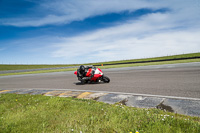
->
xmin=0 ymin=0 xmax=200 ymax=64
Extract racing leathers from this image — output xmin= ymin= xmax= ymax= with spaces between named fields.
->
xmin=77 ymin=66 xmax=96 ymax=82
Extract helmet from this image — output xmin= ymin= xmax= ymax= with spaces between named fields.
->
xmin=79 ymin=65 xmax=85 ymax=74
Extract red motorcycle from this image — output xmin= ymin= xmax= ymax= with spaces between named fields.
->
xmin=74 ymin=67 xmax=110 ymax=84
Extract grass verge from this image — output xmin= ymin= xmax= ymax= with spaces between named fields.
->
xmin=0 ymin=68 xmax=77 ymax=76
xmin=0 ymin=93 xmax=199 ymax=133
xmin=0 ymin=53 xmax=200 ymax=72
xmin=0 ymin=58 xmax=200 ymax=76
xmin=91 ymin=52 xmax=200 ymax=66
xmin=98 ymin=58 xmax=200 ymax=69
xmin=0 ymin=64 xmax=78 ymax=71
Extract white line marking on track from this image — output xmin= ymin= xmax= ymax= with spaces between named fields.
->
xmin=6 ymin=88 xmax=200 ymax=101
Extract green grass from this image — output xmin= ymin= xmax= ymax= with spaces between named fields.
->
xmin=0 ymin=58 xmax=199 ymax=76
xmin=0 ymin=53 xmax=200 ymax=76
xmin=91 ymin=52 xmax=200 ymax=66
xmin=1 ymin=53 xmax=200 ymax=71
xmin=0 ymin=64 xmax=78 ymax=71
xmin=98 ymin=58 xmax=200 ymax=69
xmin=0 ymin=94 xmax=199 ymax=133
xmin=0 ymin=68 xmax=77 ymax=76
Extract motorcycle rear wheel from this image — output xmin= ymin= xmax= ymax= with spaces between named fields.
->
xmin=102 ymin=76 xmax=110 ymax=83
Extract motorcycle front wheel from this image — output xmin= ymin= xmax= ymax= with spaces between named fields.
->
xmin=102 ymin=75 xmax=110 ymax=83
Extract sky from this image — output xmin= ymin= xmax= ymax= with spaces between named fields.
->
xmin=0 ymin=0 xmax=200 ymax=64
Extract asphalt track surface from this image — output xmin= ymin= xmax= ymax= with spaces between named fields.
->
xmin=0 ymin=62 xmax=200 ymax=99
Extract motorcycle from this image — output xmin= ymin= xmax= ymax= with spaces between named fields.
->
xmin=74 ymin=67 xmax=110 ymax=84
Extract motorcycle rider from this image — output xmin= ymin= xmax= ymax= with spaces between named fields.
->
xmin=77 ymin=65 xmax=96 ymax=83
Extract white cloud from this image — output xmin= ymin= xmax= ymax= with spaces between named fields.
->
xmin=0 ymin=0 xmax=164 ymax=27
xmin=1 ymin=0 xmax=200 ymax=28
xmin=1 ymin=0 xmax=200 ymax=64
xmin=52 ymin=12 xmax=200 ymax=63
